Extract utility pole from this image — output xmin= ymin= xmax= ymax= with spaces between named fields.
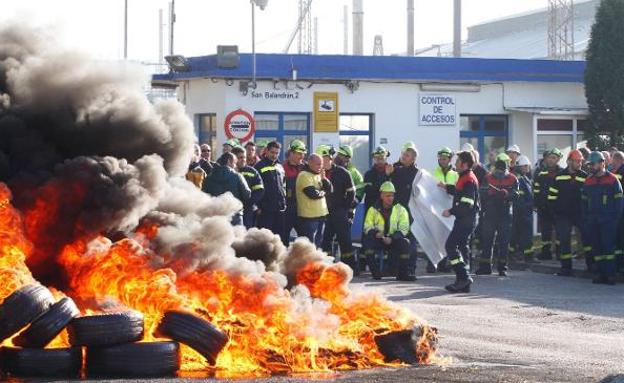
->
xmin=352 ymin=0 xmax=363 ymax=55
xmin=314 ymin=17 xmax=318 ymax=54
xmin=158 ymin=9 xmax=164 ymax=65
xmin=453 ymin=0 xmax=461 ymax=58
xmin=407 ymin=0 xmax=414 ymax=56
xmin=169 ymin=0 xmax=175 ymax=55
xmin=124 ymin=0 xmax=128 ymax=59
xmin=343 ymin=5 xmax=349 ymax=55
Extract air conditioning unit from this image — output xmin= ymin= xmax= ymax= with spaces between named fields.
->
xmin=217 ymin=45 xmax=240 ymax=69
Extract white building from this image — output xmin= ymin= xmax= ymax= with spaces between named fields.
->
xmin=153 ymin=54 xmax=588 ymax=172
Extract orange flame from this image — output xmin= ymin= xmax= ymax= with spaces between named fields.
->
xmin=0 ymin=181 xmax=437 ymax=375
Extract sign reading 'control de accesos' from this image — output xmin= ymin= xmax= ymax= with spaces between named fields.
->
xmin=224 ymin=109 xmax=256 ymax=142
xmin=418 ymin=94 xmax=457 ymax=126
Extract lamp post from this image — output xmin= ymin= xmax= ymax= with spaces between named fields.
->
xmin=251 ymin=0 xmax=269 ymax=88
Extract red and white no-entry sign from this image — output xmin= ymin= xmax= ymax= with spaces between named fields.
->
xmin=224 ymin=109 xmax=256 ymax=143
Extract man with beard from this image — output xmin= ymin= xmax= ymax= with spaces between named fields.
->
xmin=232 ymin=146 xmax=264 ymax=229
xmin=363 ymin=146 xmax=392 ymax=210
xmin=583 ymin=151 xmax=623 ymax=285
xmin=283 ymin=140 xmax=307 ymax=243
xmin=255 ymin=141 xmax=287 ymax=243
xmin=322 ymin=145 xmax=357 ymax=271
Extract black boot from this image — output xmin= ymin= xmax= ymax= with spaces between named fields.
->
xmin=366 ymin=253 xmax=382 ymax=280
xmin=341 ymin=254 xmax=359 ymax=276
xmin=445 ymin=277 xmax=473 ymax=293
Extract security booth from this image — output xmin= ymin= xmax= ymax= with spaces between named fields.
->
xmin=153 ymin=53 xmax=587 ymax=172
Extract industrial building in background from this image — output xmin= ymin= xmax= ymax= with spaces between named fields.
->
xmin=416 ymin=0 xmax=598 ymax=60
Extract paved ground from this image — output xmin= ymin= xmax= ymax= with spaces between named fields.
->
xmin=22 ymin=268 xmax=624 ymax=383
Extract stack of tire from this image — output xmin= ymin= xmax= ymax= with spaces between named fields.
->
xmin=0 ymin=284 xmax=229 ymax=378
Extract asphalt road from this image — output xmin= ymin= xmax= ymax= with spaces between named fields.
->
xmin=15 ymin=269 xmax=624 ymax=383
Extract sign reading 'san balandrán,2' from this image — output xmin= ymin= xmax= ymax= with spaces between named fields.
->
xmin=418 ymin=94 xmax=457 ymax=126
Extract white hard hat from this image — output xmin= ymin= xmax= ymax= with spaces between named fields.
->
xmin=507 ymin=144 xmax=521 ymax=154
xmin=461 ymin=143 xmax=474 ymax=152
xmin=516 ymin=155 xmax=531 ymax=167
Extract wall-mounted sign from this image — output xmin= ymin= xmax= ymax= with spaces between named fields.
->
xmin=418 ymin=94 xmax=457 ymax=126
xmin=250 ymin=90 xmax=301 ymax=100
xmin=313 ymin=92 xmax=339 ymax=132
xmin=224 ymin=109 xmax=256 ymax=142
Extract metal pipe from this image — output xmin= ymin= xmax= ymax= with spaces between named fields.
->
xmin=158 ymin=9 xmax=163 ymax=65
xmin=352 ymin=0 xmax=363 ymax=56
xmin=169 ymin=0 xmax=175 ymax=55
xmin=252 ymin=2 xmax=256 ymax=87
xmin=124 ymin=0 xmax=128 ymax=59
xmin=343 ymin=5 xmax=348 ymax=54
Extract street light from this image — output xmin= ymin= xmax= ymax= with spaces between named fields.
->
xmin=251 ymin=0 xmax=269 ymax=88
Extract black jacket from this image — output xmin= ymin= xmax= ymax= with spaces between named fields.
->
xmin=255 ymin=157 xmax=286 ymax=212
xmin=533 ymin=165 xmax=562 ymax=211
xmin=239 ymin=165 xmax=264 ymax=212
xmin=363 ymin=165 xmax=390 ymax=209
xmin=325 ymin=164 xmax=356 ymax=211
xmin=391 ymin=161 xmax=419 ymax=209
xmin=548 ymin=167 xmax=588 ymax=219
xmin=449 ymin=170 xmax=480 ymax=220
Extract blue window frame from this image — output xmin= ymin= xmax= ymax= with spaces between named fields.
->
xmin=254 ymin=112 xmax=310 ymax=161
xmin=459 ymin=115 xmax=508 ymax=164
xmin=195 ymin=113 xmax=217 ymax=151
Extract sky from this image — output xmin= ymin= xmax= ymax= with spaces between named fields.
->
xmin=0 ymin=0 xmax=549 ymax=63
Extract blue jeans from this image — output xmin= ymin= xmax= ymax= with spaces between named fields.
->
xmin=299 ymin=217 xmax=325 ymax=247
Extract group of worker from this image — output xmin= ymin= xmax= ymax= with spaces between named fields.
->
xmin=186 ymin=137 xmax=624 ymax=290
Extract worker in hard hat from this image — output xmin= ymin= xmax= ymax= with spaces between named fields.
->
xmin=255 ymin=139 xmax=269 ymax=158
xmin=362 ymin=146 xmax=392 ymax=210
xmin=476 ymin=153 xmax=519 ymax=276
xmin=335 ymin=145 xmax=365 ymax=202
xmin=582 ymin=151 xmax=623 ymax=285
xmin=362 ymin=181 xmax=411 ymax=280
xmin=388 ymin=141 xmax=420 ymax=281
xmin=506 ymin=145 xmax=522 ymax=168
xmin=511 ymin=155 xmax=535 ymax=263
xmin=283 ymin=139 xmax=308 ymax=243
xmin=321 ymin=145 xmax=357 ymax=271
xmin=533 ymin=148 xmax=563 ymax=260
xmin=223 ymin=138 xmax=241 ymax=154
xmin=612 ymin=151 xmax=624 ymax=273
xmin=547 ymin=149 xmax=589 ymax=276
xmin=442 ymin=151 xmax=480 ymax=293
xmin=429 ymin=147 xmax=459 ymax=273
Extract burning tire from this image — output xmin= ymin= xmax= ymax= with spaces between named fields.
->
xmin=14 ymin=297 xmax=80 ymax=348
xmin=68 ymin=311 xmax=144 ymax=346
xmin=86 ymin=341 xmax=180 ymax=377
xmin=155 ymin=310 xmax=228 ymax=365
xmin=1 ymin=346 xmax=82 ymax=377
xmin=0 ymin=284 xmax=55 ymax=343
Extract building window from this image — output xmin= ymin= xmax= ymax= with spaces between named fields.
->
xmin=196 ymin=113 xmax=217 ymax=158
xmin=340 ymin=114 xmax=374 ymax=173
xmin=254 ymin=112 xmax=311 ymax=161
xmin=459 ymin=115 xmax=508 ymax=165
xmin=536 ymin=117 xmax=587 ymax=163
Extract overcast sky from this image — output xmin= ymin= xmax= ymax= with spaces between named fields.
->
xmin=2 ymin=0 xmax=548 ymax=62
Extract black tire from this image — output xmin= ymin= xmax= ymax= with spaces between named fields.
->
xmin=0 ymin=284 xmax=55 ymax=342
xmin=14 ymin=297 xmax=80 ymax=348
xmin=86 ymin=341 xmax=180 ymax=377
xmin=1 ymin=346 xmax=82 ymax=377
xmin=68 ymin=311 xmax=144 ymax=347
xmin=154 ymin=310 xmax=228 ymax=365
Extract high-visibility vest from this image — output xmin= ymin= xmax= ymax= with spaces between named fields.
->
xmin=432 ymin=166 xmax=459 ymax=186
xmin=363 ymin=203 xmax=410 ymax=236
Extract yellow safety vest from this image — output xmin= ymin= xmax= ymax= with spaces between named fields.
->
xmin=363 ymin=203 xmax=410 ymax=236
xmin=433 ymin=166 xmax=459 ymax=186
xmin=295 ymin=170 xmax=329 ymax=218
